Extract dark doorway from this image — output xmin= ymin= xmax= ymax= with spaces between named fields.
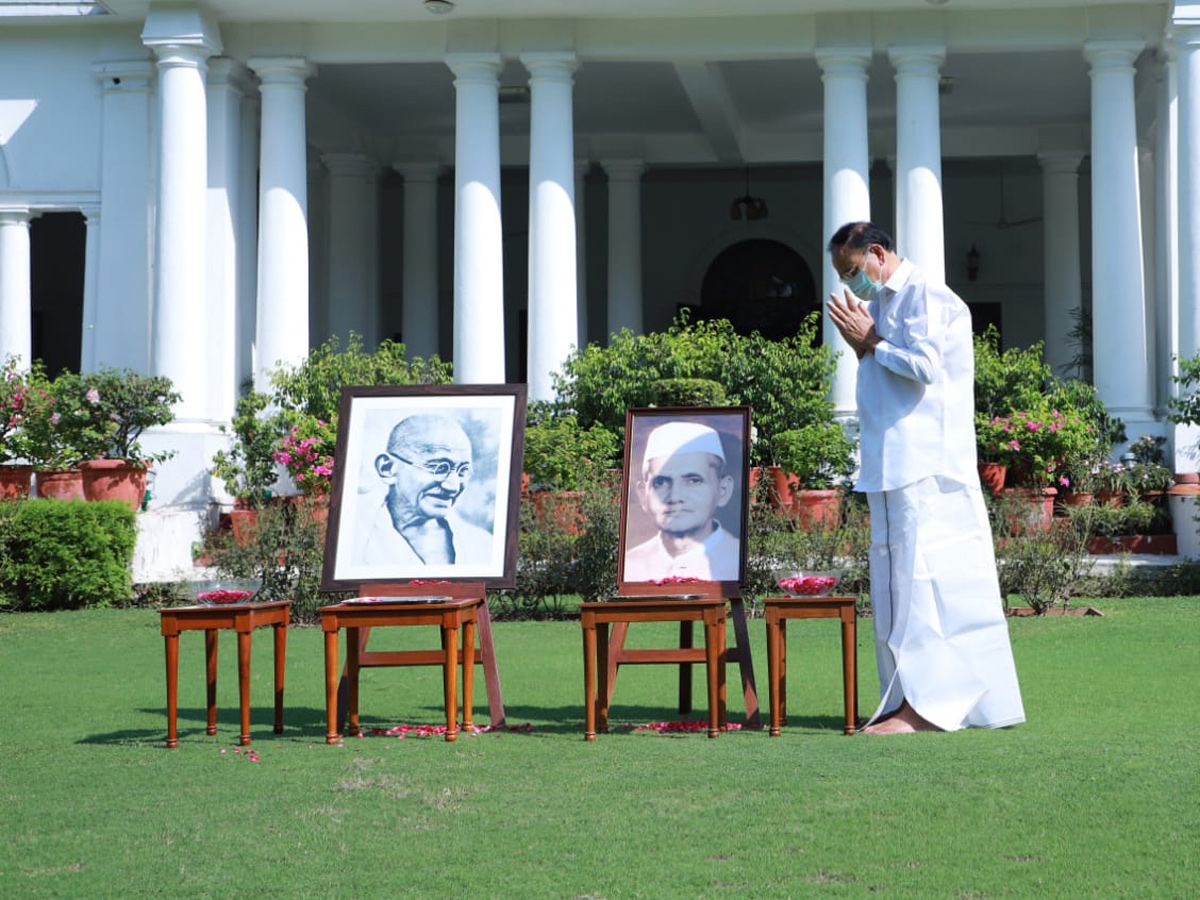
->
xmin=31 ymin=212 xmax=85 ymax=376
xmin=699 ymin=239 xmax=818 ymax=341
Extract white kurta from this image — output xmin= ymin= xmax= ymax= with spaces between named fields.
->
xmin=856 ymin=259 xmax=1024 ymax=731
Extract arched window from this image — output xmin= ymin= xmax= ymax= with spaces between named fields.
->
xmin=698 ymin=239 xmax=818 ymax=341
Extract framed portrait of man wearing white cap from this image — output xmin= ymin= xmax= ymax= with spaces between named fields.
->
xmin=618 ymin=406 xmax=751 ymax=591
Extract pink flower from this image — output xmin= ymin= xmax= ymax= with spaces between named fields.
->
xmin=85 ymin=389 xmax=100 ymax=404
xmin=49 ymin=412 xmax=60 ymax=425
xmin=1059 ymin=477 xmax=1070 ymax=487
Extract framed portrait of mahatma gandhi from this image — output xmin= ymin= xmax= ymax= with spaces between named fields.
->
xmin=618 ymin=406 xmax=751 ymax=593
xmin=320 ymin=384 xmax=527 ymax=590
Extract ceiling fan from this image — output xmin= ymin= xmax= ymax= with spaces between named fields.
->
xmin=969 ymin=165 xmax=1041 ymax=230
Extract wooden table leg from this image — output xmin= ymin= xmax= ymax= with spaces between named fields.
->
xmin=704 ymin=613 xmax=720 ymax=739
xmin=841 ymin=608 xmax=858 ymax=735
xmin=237 ymin=629 xmax=252 ymax=746
xmin=678 ymin=620 xmax=693 ymax=715
xmin=165 ymin=633 xmax=180 ymax=748
xmin=461 ymin=616 xmax=476 ymax=732
xmin=443 ymin=621 xmax=459 ymax=742
xmin=596 ymin=622 xmax=610 ymax=733
xmin=767 ymin=612 xmax=781 ymax=737
xmin=273 ymin=622 xmax=287 ymax=735
xmin=323 ymin=627 xmax=340 ymax=744
xmin=346 ymin=626 xmax=361 ymax=737
xmin=780 ymin=619 xmax=788 ymax=726
xmin=582 ymin=615 xmax=597 ymax=741
xmin=205 ymin=629 xmax=218 ymax=736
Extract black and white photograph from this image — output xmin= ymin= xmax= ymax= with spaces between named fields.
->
xmin=618 ymin=406 xmax=751 ymax=590
xmin=321 ymin=385 xmax=526 ymax=589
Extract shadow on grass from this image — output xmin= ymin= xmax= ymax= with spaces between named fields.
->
xmin=78 ymin=701 xmax=852 ymax=745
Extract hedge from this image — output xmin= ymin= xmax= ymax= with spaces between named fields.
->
xmin=0 ymin=499 xmax=137 ymax=610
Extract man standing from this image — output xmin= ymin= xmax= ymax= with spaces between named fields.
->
xmin=355 ymin=414 xmax=493 ymax=566
xmin=826 ymin=221 xmax=1024 ymax=735
xmin=623 ymin=421 xmax=741 ymax=582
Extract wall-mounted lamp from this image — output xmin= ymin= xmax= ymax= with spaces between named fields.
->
xmin=967 ymin=243 xmax=980 ymax=281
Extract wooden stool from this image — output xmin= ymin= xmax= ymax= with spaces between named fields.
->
xmin=580 ymin=596 xmax=727 ymax=739
xmin=331 ymin=582 xmax=505 ymax=729
xmin=319 ymin=596 xmax=482 ymax=743
xmin=159 ymin=600 xmax=291 ymax=748
xmin=762 ymin=595 xmax=858 ymax=736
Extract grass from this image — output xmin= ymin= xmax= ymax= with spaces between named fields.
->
xmin=0 ymin=596 xmax=1197 ymax=899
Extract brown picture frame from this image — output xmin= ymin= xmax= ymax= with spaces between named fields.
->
xmin=320 ymin=384 xmax=527 ymax=590
xmin=617 ymin=406 xmax=751 ymax=595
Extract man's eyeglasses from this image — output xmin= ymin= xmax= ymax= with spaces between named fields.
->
xmin=388 ymin=452 xmax=472 ymax=480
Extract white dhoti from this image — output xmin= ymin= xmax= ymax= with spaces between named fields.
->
xmin=865 ymin=476 xmax=1025 ymax=731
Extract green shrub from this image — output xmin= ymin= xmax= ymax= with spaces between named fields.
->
xmin=554 ymin=313 xmax=838 ymax=466
xmin=770 ymin=424 xmax=857 ymax=489
xmin=647 ymin=378 xmax=727 ymax=407
xmin=522 ymin=401 xmax=620 ymax=490
xmin=211 ymin=332 xmax=452 ymax=504
xmin=0 ymin=499 xmax=136 ymax=610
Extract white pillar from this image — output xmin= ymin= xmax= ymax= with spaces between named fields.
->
xmin=92 ymin=61 xmax=153 ymax=374
xmin=324 ymin=152 xmax=378 ymax=346
xmin=396 ymin=162 xmax=441 ymax=361
xmin=1155 ymin=49 xmax=1180 ymax=424
xmin=147 ymin=42 xmax=212 ymax=420
xmin=448 ymin=53 xmax=505 ymax=384
xmin=206 ymin=58 xmax=248 ymax=421
xmin=248 ymin=57 xmax=313 ymax=387
xmin=818 ymin=48 xmax=872 ymax=419
xmin=1085 ymin=39 xmax=1153 ymax=432
xmin=79 ymin=206 xmax=101 ymax=372
xmin=236 ymin=89 xmax=259 ymax=396
xmin=523 ymin=52 xmax=579 ymax=403
xmin=575 ymin=159 xmax=590 ymax=349
xmin=0 ymin=208 xmax=32 ymax=366
xmin=1037 ymin=151 xmax=1085 ymax=379
xmin=1176 ymin=23 xmax=1200 ymax=363
xmin=601 ymin=159 xmax=645 ymax=338
xmin=890 ymin=46 xmax=946 ymax=282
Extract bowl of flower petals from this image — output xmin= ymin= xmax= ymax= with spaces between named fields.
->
xmin=775 ymin=570 xmax=842 ymax=598
xmin=196 ymin=580 xmax=259 ymax=605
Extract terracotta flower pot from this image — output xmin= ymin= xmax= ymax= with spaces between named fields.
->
xmin=790 ymin=488 xmax=843 ymax=531
xmin=765 ymin=465 xmax=793 ymax=510
xmin=79 ymin=459 xmax=148 ymax=512
xmin=977 ymin=462 xmax=1007 ymax=498
xmin=1003 ymin=486 xmax=1057 ymax=533
xmin=0 ymin=465 xmax=33 ymax=500
xmin=35 ymin=469 xmax=85 ymax=501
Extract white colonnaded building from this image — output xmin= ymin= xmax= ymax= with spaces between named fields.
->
xmin=1 ymin=0 xmax=1199 ymax=579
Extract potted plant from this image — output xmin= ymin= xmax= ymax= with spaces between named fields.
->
xmin=73 ymin=367 xmax=180 ymax=511
xmin=523 ymin=403 xmax=620 ymax=535
xmin=16 ymin=369 xmax=95 ymax=500
xmin=0 ymin=356 xmax=34 ymax=499
xmin=770 ymin=424 xmax=857 ymax=529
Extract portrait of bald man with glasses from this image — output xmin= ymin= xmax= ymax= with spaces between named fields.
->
xmin=354 ymin=413 xmax=494 ymax=566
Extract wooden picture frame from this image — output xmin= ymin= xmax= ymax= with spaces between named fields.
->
xmin=617 ymin=406 xmax=751 ymax=595
xmin=320 ymin=384 xmax=527 ymax=590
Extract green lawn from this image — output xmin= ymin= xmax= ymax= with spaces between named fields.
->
xmin=0 ymin=596 xmax=1197 ymax=899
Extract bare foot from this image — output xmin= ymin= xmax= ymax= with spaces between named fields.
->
xmin=861 ymin=701 xmax=942 ymax=735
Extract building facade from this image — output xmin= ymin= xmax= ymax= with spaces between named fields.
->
xmin=0 ymin=0 xmax=1197 ymax=577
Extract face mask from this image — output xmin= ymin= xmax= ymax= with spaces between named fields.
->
xmin=845 ymin=269 xmax=879 ymax=301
